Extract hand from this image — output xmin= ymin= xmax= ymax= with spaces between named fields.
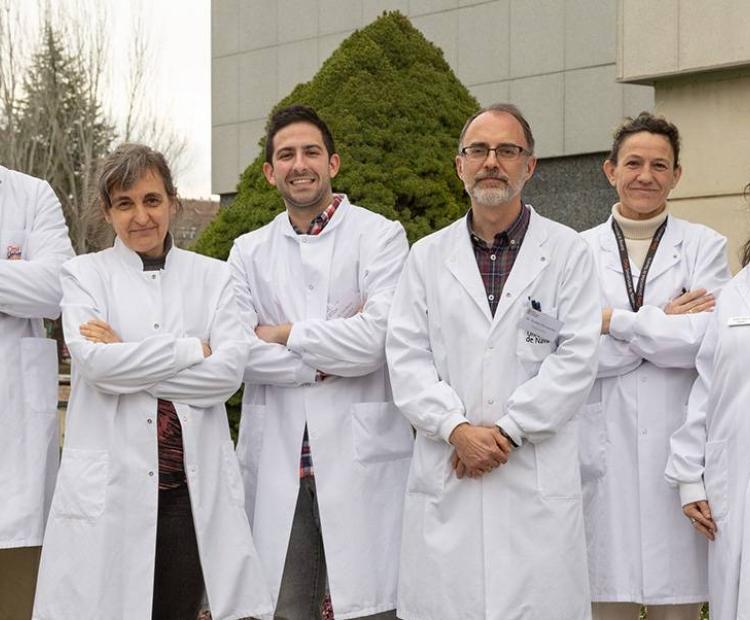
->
xmin=255 ymin=323 xmax=292 ymax=345
xmin=201 ymin=342 xmax=212 ymax=358
xmin=601 ymin=308 xmax=613 ymax=335
xmin=665 ymin=288 xmax=715 ymax=315
xmin=683 ymin=500 xmax=716 ymax=541
xmin=79 ymin=319 xmax=122 ymax=344
xmin=449 ymin=424 xmax=511 ymax=479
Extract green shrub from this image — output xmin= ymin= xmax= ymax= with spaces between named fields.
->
xmin=194 ymin=11 xmax=479 ymax=260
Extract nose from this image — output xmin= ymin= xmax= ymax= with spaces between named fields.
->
xmin=636 ymin=166 xmax=655 ymax=183
xmin=482 ymin=149 xmax=501 ymax=169
xmin=292 ymin=151 xmax=308 ymax=171
xmin=133 ymin=203 xmax=151 ymax=224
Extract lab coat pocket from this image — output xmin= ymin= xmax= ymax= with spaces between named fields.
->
xmin=0 ymin=229 xmax=25 ymax=260
xmin=535 ymin=419 xmax=581 ymax=500
xmin=221 ymin=440 xmax=246 ymax=507
xmin=704 ymin=440 xmax=729 ymax=521
xmin=352 ymin=402 xmax=414 ymax=464
xmin=51 ymin=449 xmax=108 ymax=520
xmin=516 ymin=312 xmax=557 ymax=372
xmin=578 ymin=402 xmax=606 ymax=482
xmin=407 ymin=434 xmax=448 ymax=498
xmin=20 ymin=337 xmax=59 ymax=415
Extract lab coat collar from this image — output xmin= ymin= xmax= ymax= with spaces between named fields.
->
xmin=599 ymin=209 xmax=681 ymax=280
xmin=280 ymin=194 xmax=351 ymax=241
xmin=445 ymin=205 xmax=549 ymax=325
xmin=112 ymin=234 xmax=178 ymax=272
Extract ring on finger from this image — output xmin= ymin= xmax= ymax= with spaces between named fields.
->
xmin=690 ymin=517 xmax=697 ymax=524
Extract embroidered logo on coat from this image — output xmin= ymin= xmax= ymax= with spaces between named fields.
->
xmin=6 ymin=243 xmax=22 ymax=260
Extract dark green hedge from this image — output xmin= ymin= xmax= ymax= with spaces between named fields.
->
xmin=194 ymin=11 xmax=479 ymax=259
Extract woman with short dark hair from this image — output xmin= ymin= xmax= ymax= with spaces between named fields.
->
xmin=579 ymin=113 xmax=731 ymax=620
xmin=33 ymin=144 xmax=272 ymax=620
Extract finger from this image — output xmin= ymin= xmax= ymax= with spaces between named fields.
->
xmin=455 ymin=460 xmax=466 ymax=479
xmin=679 ymin=288 xmax=707 ymax=303
xmin=693 ymin=521 xmax=715 ymax=541
xmin=451 ymin=452 xmax=460 ymax=471
xmin=697 ymin=500 xmax=713 ymax=521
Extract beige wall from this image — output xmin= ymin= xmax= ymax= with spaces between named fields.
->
xmin=657 ymin=71 xmax=750 ymax=273
xmin=618 ymin=0 xmax=750 ymax=83
xmin=212 ymin=0 xmax=653 ymax=195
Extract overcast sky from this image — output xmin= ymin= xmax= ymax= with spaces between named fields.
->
xmin=14 ymin=0 xmax=212 ymax=198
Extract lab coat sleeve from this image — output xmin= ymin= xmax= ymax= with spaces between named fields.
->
xmin=386 ymin=246 xmax=468 ymax=443
xmin=61 ymin=263 xmax=205 ymax=395
xmin=228 ymin=241 xmax=317 ymax=386
xmin=288 ymin=220 xmax=409 ymax=377
xmin=0 ymin=179 xmax=74 ymax=319
xmin=595 ymin=334 xmax=643 ymax=379
xmin=146 ymin=275 xmax=251 ymax=408
xmin=608 ymin=232 xmax=730 ymax=369
xmin=664 ymin=310 xmax=717 ymax=506
xmin=497 ymin=238 xmax=601 ymax=445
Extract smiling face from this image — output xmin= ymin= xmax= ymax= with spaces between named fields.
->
xmin=455 ymin=110 xmax=536 ymax=210
xmin=604 ymin=131 xmax=682 ymax=220
xmin=104 ymin=169 xmax=176 ymax=257
xmin=262 ymin=121 xmax=340 ymax=215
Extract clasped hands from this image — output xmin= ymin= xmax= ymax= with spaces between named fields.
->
xmin=449 ymin=423 xmax=513 ymax=480
xmin=79 ymin=319 xmax=212 ymax=357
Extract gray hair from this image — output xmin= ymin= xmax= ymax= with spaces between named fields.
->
xmin=458 ymin=103 xmax=535 ymax=154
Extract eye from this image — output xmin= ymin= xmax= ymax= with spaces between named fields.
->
xmin=114 ymin=201 xmax=132 ymax=211
xmin=304 ymin=147 xmax=322 ymax=157
xmin=498 ymin=145 xmax=521 ymax=158
xmin=145 ymin=197 xmax=162 ymax=207
xmin=652 ymin=162 xmax=668 ymax=171
xmin=276 ymin=150 xmax=294 ymax=161
xmin=624 ymin=160 xmax=640 ymax=168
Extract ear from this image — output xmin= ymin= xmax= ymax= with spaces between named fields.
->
xmin=671 ymin=164 xmax=683 ymax=187
xmin=524 ymin=155 xmax=537 ymax=181
xmin=262 ymin=162 xmax=277 ymax=186
xmin=602 ymin=160 xmax=617 ymax=186
xmin=102 ymin=206 xmax=112 ymax=224
xmin=328 ymin=153 xmax=341 ymax=179
xmin=455 ymin=154 xmax=465 ymax=181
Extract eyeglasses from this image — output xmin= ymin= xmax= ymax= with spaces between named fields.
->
xmin=460 ymin=143 xmax=531 ymax=162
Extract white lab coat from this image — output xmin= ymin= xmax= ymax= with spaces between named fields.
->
xmin=666 ymin=266 xmax=750 ymax=620
xmin=579 ymin=215 xmax=730 ymax=605
xmin=228 ymin=196 xmax=413 ymax=619
xmin=32 ymin=240 xmax=273 ymax=620
xmin=0 ymin=166 xmax=74 ymax=549
xmin=386 ymin=207 xmax=601 ymax=620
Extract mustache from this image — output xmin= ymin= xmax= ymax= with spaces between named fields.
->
xmin=474 ymin=173 xmax=509 ymax=183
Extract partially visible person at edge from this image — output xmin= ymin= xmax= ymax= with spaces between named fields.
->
xmin=228 ymin=104 xmax=412 ymax=620
xmin=31 ymin=144 xmax=272 ymax=620
xmin=666 ymin=182 xmax=750 ymax=620
xmin=386 ymin=103 xmax=601 ymax=620
xmin=579 ymin=112 xmax=731 ymax=620
xmin=0 ymin=166 xmax=74 ymax=620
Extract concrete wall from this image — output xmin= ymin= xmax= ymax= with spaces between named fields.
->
xmin=617 ymin=0 xmax=750 ymax=272
xmin=212 ymin=0 xmax=653 ymax=197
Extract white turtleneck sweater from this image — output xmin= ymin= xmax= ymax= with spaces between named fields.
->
xmin=611 ymin=203 xmax=669 ymax=268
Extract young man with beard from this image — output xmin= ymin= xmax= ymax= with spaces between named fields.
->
xmin=386 ymin=103 xmax=601 ymax=619
xmin=229 ymin=105 xmax=413 ymax=620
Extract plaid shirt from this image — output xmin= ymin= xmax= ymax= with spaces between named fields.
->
xmin=467 ymin=205 xmax=530 ymax=316
xmin=292 ymin=194 xmax=343 ymax=478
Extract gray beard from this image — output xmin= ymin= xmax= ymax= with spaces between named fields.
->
xmin=469 ymin=182 xmax=520 ymax=207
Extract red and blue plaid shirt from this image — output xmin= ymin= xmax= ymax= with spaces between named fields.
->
xmin=291 ymin=194 xmax=343 ymax=479
xmin=467 ymin=205 xmax=530 ymax=316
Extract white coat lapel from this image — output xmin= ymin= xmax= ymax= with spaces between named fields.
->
xmin=645 ymin=215 xmax=680 ymax=283
xmin=491 ymin=209 xmax=549 ymax=326
xmin=445 ymin=219 xmax=493 ymax=323
xmin=600 ymin=218 xmax=624 ymax=275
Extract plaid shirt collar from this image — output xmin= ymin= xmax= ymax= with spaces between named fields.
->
xmin=291 ymin=193 xmax=344 ymax=236
xmin=466 ymin=204 xmax=530 ymax=250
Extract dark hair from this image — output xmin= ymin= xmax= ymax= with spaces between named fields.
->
xmin=264 ymin=105 xmax=336 ymax=164
xmin=458 ymin=103 xmax=535 ymax=155
xmin=97 ymin=143 xmax=181 ymax=212
xmin=742 ymin=182 xmax=750 ymax=267
xmin=608 ymin=112 xmax=681 ymax=167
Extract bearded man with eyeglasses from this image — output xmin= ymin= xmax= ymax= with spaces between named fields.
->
xmin=386 ymin=103 xmax=602 ymax=619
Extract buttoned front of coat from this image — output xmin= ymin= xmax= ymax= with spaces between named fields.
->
xmin=580 ymin=216 xmax=730 ymax=605
xmin=32 ymin=241 xmax=272 ymax=620
xmin=229 ymin=197 xmax=413 ymax=620
xmin=387 ymin=207 xmax=601 ymax=620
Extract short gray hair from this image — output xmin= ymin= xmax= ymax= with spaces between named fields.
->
xmin=97 ymin=143 xmax=180 ymax=212
xmin=457 ymin=103 xmax=535 ymax=154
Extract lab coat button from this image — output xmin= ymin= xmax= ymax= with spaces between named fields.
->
xmin=488 ymin=294 xmax=494 ymax=301
xmin=490 ymin=254 xmax=496 ymax=261
xmin=147 ymin=418 xmax=153 ymax=424
xmin=640 ymin=376 xmax=647 ymax=383
xmin=153 ymin=323 xmax=159 ymax=330
xmin=308 ymin=284 xmax=314 ymax=291
xmin=148 ymin=471 xmax=154 ymax=477
xmin=488 ymin=399 xmax=495 ymax=405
